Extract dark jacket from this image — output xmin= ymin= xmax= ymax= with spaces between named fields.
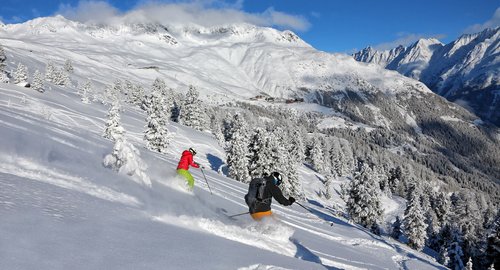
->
xmin=248 ymin=175 xmax=293 ymax=214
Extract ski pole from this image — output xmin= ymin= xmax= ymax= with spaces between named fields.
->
xmin=200 ymin=167 xmax=213 ymax=195
xmin=228 ymin=211 xmax=249 ymax=218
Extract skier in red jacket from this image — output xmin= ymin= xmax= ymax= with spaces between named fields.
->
xmin=177 ymin=148 xmax=201 ymax=190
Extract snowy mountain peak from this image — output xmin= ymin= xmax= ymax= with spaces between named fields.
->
xmin=353 ymin=27 xmax=500 ymax=125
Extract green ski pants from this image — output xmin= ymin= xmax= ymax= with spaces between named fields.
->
xmin=177 ymin=169 xmax=194 ymax=189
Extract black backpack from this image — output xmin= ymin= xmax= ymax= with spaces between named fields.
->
xmin=245 ymin=178 xmax=268 ymax=208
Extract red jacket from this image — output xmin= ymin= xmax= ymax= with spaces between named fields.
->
xmin=177 ymin=150 xmax=199 ymax=170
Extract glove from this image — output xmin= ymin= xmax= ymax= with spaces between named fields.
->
xmin=288 ymin=197 xmax=296 ymax=205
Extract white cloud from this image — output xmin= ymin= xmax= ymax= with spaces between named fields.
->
xmin=373 ymin=32 xmax=446 ymax=51
xmin=56 ymin=0 xmax=310 ymax=31
xmin=57 ymin=1 xmax=120 ymax=24
xmin=464 ymin=7 xmax=500 ymax=33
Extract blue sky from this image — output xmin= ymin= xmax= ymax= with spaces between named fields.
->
xmin=1 ymin=0 xmax=499 ymax=53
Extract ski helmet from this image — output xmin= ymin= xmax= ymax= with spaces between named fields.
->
xmin=271 ymin=172 xmax=282 ymax=186
xmin=189 ymin=147 xmax=197 ymax=155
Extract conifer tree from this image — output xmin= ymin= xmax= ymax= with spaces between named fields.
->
xmin=486 ymin=213 xmax=500 ymax=270
xmin=103 ymin=118 xmax=151 ymax=188
xmin=465 ymin=257 xmax=473 ymax=270
xmin=310 ymin=134 xmax=326 ymax=173
xmin=446 ymin=228 xmax=465 ymax=270
xmin=171 ymin=100 xmax=181 ymax=123
xmin=129 ymin=84 xmax=144 ymax=106
xmin=123 ymin=80 xmax=133 ymax=98
xmin=247 ymin=127 xmax=271 ymax=179
xmin=80 ymin=80 xmax=92 ymax=104
xmin=403 ymin=183 xmax=428 ymax=251
xmin=13 ymin=63 xmax=28 ymax=84
xmin=451 ymin=191 xmax=482 ymax=260
xmin=45 ymin=62 xmax=56 ymax=82
xmin=346 ymin=160 xmax=383 ymax=230
xmin=0 ymin=44 xmax=6 ymax=72
xmin=180 ymin=85 xmax=207 ymax=131
xmin=0 ymin=44 xmax=7 ymax=83
xmin=144 ymin=79 xmax=169 ymax=153
xmin=226 ymin=114 xmax=250 ymax=183
xmin=391 ymin=216 xmax=403 ymax=240
xmin=323 ymin=173 xmax=334 ymax=200
xmin=289 ymin=128 xmax=306 ymax=164
xmin=276 ymin=127 xmax=304 ymax=199
xmin=31 ymin=70 xmax=44 ymax=92
xmin=64 ymin=59 xmax=74 ymax=73
xmin=103 ymin=101 xmax=124 ymax=141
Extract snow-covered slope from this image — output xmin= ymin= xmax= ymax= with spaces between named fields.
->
xmin=353 ymin=27 xmax=500 ymax=126
xmin=0 ymin=82 xmax=445 ymax=269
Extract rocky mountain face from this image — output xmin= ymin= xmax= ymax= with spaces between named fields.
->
xmin=353 ymin=27 xmax=500 ymax=126
xmin=1 ymin=16 xmax=499 ymax=200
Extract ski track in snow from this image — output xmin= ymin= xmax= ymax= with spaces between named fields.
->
xmin=0 ymin=155 xmax=140 ymax=207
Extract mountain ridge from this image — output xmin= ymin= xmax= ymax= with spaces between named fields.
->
xmin=353 ymin=27 xmax=500 ymax=126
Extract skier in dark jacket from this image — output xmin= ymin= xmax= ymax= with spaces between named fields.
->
xmin=245 ymin=172 xmax=295 ymax=220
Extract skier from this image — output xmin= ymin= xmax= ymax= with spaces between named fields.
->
xmin=176 ymin=148 xmax=201 ymax=190
xmin=245 ymin=172 xmax=295 ymax=220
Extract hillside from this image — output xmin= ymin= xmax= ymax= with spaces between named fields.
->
xmin=0 ymin=82 xmax=446 ymax=269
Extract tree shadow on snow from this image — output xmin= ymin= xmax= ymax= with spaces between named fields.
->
xmin=304 ymin=199 xmax=353 ymax=228
xmin=206 ymin=153 xmax=225 ymax=173
xmin=291 ymin=238 xmax=341 ymax=270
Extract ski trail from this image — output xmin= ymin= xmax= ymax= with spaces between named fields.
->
xmin=0 ymin=155 xmax=140 ymax=206
xmin=153 ymin=214 xmax=297 ymax=257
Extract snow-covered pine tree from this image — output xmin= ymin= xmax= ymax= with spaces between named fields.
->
xmin=446 ymin=227 xmax=465 ymax=270
xmin=31 ymin=70 xmax=44 ymax=92
xmin=208 ymin=110 xmax=225 ymax=147
xmin=465 ymin=257 xmax=473 ymax=270
xmin=288 ymin=127 xmax=306 ymax=164
xmin=310 ymin=134 xmax=326 ymax=173
xmin=247 ymin=127 xmax=271 ymax=179
xmin=330 ymin=137 xmax=342 ymax=177
xmin=64 ymin=59 xmax=74 ymax=73
xmin=486 ymin=213 xmax=500 ymax=270
xmin=276 ymin=127 xmax=304 ymax=200
xmin=180 ymin=85 xmax=207 ymax=131
xmin=45 ymin=62 xmax=56 ymax=82
xmin=170 ymin=100 xmax=181 ymax=122
xmin=451 ymin=191 xmax=483 ymax=260
xmin=103 ymin=120 xmax=151 ymax=188
xmin=123 ymin=80 xmax=133 ymax=98
xmin=346 ymin=160 xmax=383 ymax=230
xmin=433 ymin=191 xmax=451 ymax=227
xmin=113 ymin=80 xmax=123 ymax=99
xmin=323 ymin=172 xmax=334 ymax=200
xmin=103 ymin=101 xmax=124 ymax=141
xmin=128 ymin=84 xmax=144 ymax=106
xmin=0 ymin=44 xmax=6 ymax=71
xmin=0 ymin=44 xmax=7 ymax=83
xmin=144 ymin=79 xmax=169 ymax=153
xmin=388 ymin=166 xmax=403 ymax=196
xmin=226 ymin=114 xmax=250 ymax=183
xmin=51 ymin=68 xmax=70 ymax=86
xmin=80 ymin=80 xmax=92 ymax=104
xmin=391 ymin=216 xmax=403 ymax=240
xmin=403 ymin=183 xmax=428 ymax=251
xmin=13 ymin=63 xmax=28 ymax=84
